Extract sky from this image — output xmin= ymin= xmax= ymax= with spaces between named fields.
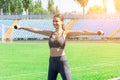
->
xmin=53 ymin=0 xmax=104 ymax=13
xmin=35 ymin=0 xmax=116 ymax=14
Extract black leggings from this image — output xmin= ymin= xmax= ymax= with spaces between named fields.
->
xmin=48 ymin=55 xmax=72 ymax=80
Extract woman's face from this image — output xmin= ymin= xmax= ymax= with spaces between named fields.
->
xmin=53 ymin=17 xmax=63 ymax=29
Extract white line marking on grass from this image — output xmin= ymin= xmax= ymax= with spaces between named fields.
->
xmin=71 ymin=61 xmax=120 ymax=70
xmin=108 ymin=77 xmax=120 ymax=80
xmin=0 ymin=71 xmax=47 ymax=79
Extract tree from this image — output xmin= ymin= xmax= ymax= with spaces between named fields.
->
xmin=0 ymin=0 xmax=55 ymax=15
xmin=0 ymin=0 xmax=5 ymax=14
xmin=0 ymin=0 xmax=10 ymax=13
xmin=75 ymin=0 xmax=88 ymax=18
xmin=48 ymin=0 xmax=55 ymax=14
xmin=10 ymin=0 xmax=23 ymax=14
xmin=55 ymin=6 xmax=59 ymax=13
xmin=0 ymin=0 xmax=3 ymax=8
xmin=34 ymin=0 xmax=42 ymax=8
xmin=0 ymin=0 xmax=4 ymax=11
xmin=114 ymin=0 xmax=120 ymax=12
xmin=22 ymin=0 xmax=33 ymax=14
xmin=87 ymin=5 xmax=106 ymax=14
xmin=0 ymin=0 xmax=23 ymax=14
xmin=33 ymin=0 xmax=48 ymax=14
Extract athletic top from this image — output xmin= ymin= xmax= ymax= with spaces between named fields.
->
xmin=49 ymin=32 xmax=65 ymax=49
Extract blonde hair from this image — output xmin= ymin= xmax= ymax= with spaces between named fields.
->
xmin=54 ymin=13 xmax=65 ymax=31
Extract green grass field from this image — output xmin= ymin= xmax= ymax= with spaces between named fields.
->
xmin=0 ymin=41 xmax=120 ymax=80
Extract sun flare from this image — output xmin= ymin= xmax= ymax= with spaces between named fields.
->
xmin=106 ymin=0 xmax=116 ymax=13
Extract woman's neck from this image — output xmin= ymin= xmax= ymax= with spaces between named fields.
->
xmin=56 ymin=28 xmax=63 ymax=34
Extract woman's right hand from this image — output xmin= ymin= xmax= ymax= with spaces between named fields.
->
xmin=14 ymin=25 xmax=21 ymax=30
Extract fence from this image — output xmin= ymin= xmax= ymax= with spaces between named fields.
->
xmin=0 ymin=13 xmax=120 ymax=20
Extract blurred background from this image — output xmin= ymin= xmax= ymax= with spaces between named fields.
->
xmin=0 ymin=0 xmax=120 ymax=42
xmin=0 ymin=0 xmax=120 ymax=19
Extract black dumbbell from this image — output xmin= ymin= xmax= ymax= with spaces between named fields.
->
xmin=14 ymin=25 xmax=18 ymax=29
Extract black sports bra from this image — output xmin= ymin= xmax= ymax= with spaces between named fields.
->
xmin=48 ymin=32 xmax=65 ymax=49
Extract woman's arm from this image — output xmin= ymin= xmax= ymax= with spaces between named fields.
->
xmin=67 ymin=29 xmax=104 ymax=37
xmin=14 ymin=25 xmax=53 ymax=37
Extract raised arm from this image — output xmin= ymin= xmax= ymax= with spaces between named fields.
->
xmin=67 ymin=29 xmax=104 ymax=37
xmin=14 ymin=25 xmax=53 ymax=37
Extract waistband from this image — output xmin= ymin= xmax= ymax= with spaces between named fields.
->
xmin=49 ymin=55 xmax=67 ymax=61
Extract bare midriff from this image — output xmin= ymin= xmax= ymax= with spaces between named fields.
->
xmin=50 ymin=48 xmax=65 ymax=57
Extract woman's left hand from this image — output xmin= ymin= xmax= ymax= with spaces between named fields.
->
xmin=97 ymin=30 xmax=104 ymax=35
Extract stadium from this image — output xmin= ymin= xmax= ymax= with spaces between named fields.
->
xmin=1 ymin=0 xmax=120 ymax=80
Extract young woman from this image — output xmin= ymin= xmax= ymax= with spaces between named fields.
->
xmin=14 ymin=13 xmax=104 ymax=80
